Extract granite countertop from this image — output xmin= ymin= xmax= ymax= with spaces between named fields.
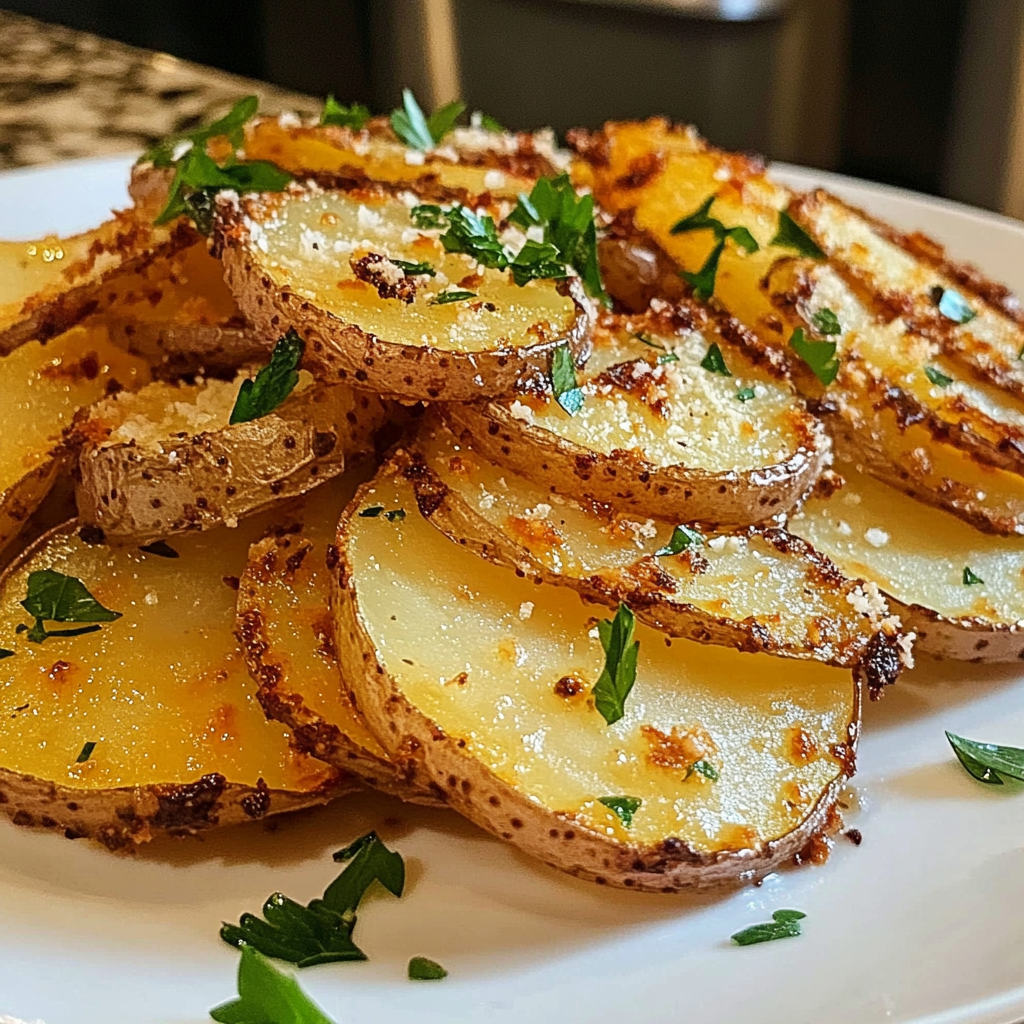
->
xmin=0 ymin=9 xmax=315 ymax=170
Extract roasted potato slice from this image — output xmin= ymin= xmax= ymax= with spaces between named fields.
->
xmin=0 ymin=509 xmax=350 ymax=850
xmin=447 ymin=305 xmax=828 ymax=526
xmin=406 ymin=421 xmax=904 ymax=676
xmin=790 ymin=462 xmax=1024 ymax=661
xmin=333 ymin=457 xmax=861 ymax=891
xmin=0 ymin=324 xmax=150 ymax=557
xmin=214 ymin=184 xmax=592 ymax=402
xmin=237 ymin=469 xmax=442 ymax=804
xmin=73 ymin=371 xmax=388 ymax=544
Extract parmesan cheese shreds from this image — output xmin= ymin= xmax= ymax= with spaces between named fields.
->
xmin=277 ymin=110 xmax=302 ymax=128
xmin=519 ymin=601 xmax=535 ymax=621
xmin=484 ymin=169 xmax=506 ymax=189
xmin=509 ymin=401 xmax=535 ymax=423
xmin=708 ymin=536 xmax=728 ymax=552
xmin=864 ymin=527 xmax=890 ymax=548
xmin=403 ymin=149 xmax=426 ymax=166
xmin=897 ymin=632 xmax=916 ymax=669
xmin=846 ymin=582 xmax=888 ymax=624
xmin=524 ymin=504 xmax=552 ymax=521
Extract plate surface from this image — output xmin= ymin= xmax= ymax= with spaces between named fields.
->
xmin=1 ymin=156 xmax=1024 ymax=1024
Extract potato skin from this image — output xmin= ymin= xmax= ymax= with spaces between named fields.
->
xmin=332 ymin=466 xmax=861 ymax=892
xmin=74 ymin=384 xmax=387 ymax=544
xmin=0 ymin=454 xmax=64 ymax=559
xmin=884 ymin=598 xmax=1024 ymax=663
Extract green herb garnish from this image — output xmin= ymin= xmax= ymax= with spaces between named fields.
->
xmin=550 ymin=343 xmax=584 ymax=415
xmin=391 ymin=259 xmax=435 ymax=277
xmin=597 ymin=795 xmax=642 ymax=828
xmin=670 ymin=195 xmax=718 ymax=235
xmin=432 ymin=290 xmax=477 ymax=305
xmin=384 ymin=509 xmax=406 ymax=521
xmin=408 ymin=957 xmax=448 ymax=981
xmin=410 ymin=204 xmax=447 ymax=230
xmin=655 ymin=524 xmax=704 ymax=557
xmin=76 ymin=741 xmax=97 ymax=764
xmin=592 ymin=603 xmax=640 ymax=726
xmin=210 ymin=946 xmax=336 ymax=1024
xmin=477 ymin=112 xmax=505 ymax=133
xmin=509 ymin=239 xmax=568 ymax=287
xmin=20 ymin=569 xmax=122 ymax=644
xmin=811 ymin=308 xmax=842 ymax=335
xmin=946 ymin=731 xmax=1024 ymax=785
xmin=221 ymin=831 xmax=404 ymax=967
xmin=700 ymin=342 xmax=731 ymax=376
xmin=962 ymin=566 xmax=985 ymax=586
xmin=789 ymin=327 xmax=839 ymax=386
xmin=771 ymin=211 xmax=825 ymax=259
xmin=142 ymin=95 xmax=257 ymax=169
xmin=139 ymin=540 xmax=179 ymax=558
xmin=687 ymin=759 xmax=719 ymax=781
xmin=631 ymin=332 xmax=678 ymax=363
xmin=925 ymin=365 xmax=954 ymax=387
xmin=671 ymin=195 xmax=759 ymax=299
xmin=735 ymin=386 xmax=756 ymax=402
xmin=731 ymin=909 xmax=806 ymax=946
xmin=390 ymin=89 xmax=465 ymax=150
xmin=0 ymin=648 xmax=13 ymax=660
xmin=359 ymin=506 xmax=384 ymax=518
xmin=230 ymin=330 xmax=304 ymax=425
xmin=320 ymin=94 xmax=371 ymax=130
xmin=936 ymin=288 xmax=977 ymax=324
xmin=680 ymin=239 xmax=725 ymax=301
xmin=440 ymin=204 xmax=509 ymax=270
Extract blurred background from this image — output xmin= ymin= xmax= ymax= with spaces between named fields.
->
xmin=4 ymin=0 xmax=1024 ymax=217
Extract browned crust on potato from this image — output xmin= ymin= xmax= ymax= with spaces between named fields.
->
xmin=0 ymin=452 xmax=65 ymax=559
xmin=332 ymin=464 xmax=861 ymax=891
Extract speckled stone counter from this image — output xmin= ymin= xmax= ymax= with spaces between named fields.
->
xmin=0 ymin=10 xmax=315 ymax=169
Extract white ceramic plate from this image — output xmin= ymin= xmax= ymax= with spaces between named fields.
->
xmin=1 ymin=156 xmax=1024 ymax=1024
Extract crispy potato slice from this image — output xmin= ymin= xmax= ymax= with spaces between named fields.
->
xmin=237 ymin=469 xmax=442 ymax=804
xmin=406 ymin=421 xmax=902 ymax=676
xmin=0 ymin=509 xmax=350 ymax=850
xmin=790 ymin=462 xmax=1024 ymax=661
xmin=214 ymin=184 xmax=593 ymax=402
xmin=334 ymin=458 xmax=860 ymax=891
xmin=0 ymin=324 xmax=150 ymax=557
xmin=447 ymin=304 xmax=828 ymax=526
xmin=73 ymin=371 xmax=388 ymax=543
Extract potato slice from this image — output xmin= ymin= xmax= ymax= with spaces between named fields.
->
xmin=73 ymin=371 xmax=388 ymax=544
xmin=447 ymin=305 xmax=828 ymax=526
xmin=237 ymin=469 xmax=442 ymax=804
xmin=0 ymin=509 xmax=350 ymax=850
xmin=0 ymin=324 xmax=150 ymax=557
xmin=790 ymin=462 xmax=1024 ymax=661
xmin=214 ymin=184 xmax=592 ymax=402
xmin=334 ymin=458 xmax=860 ymax=890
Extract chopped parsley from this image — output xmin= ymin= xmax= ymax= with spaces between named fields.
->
xmin=680 ymin=241 xmax=725 ymax=301
xmin=687 ymin=759 xmax=719 ymax=781
xmin=20 ymin=570 xmax=122 ymax=644
xmin=735 ymin=386 xmax=756 ymax=402
xmin=75 ymin=741 xmax=97 ymax=764
xmin=384 ymin=509 xmax=406 ymax=522
xmin=359 ymin=505 xmax=405 ymax=520
xmin=432 ymin=290 xmax=477 ymax=305
xmin=390 ymin=89 xmax=465 ymax=150
xmin=789 ymin=327 xmax=839 ymax=386
xmin=320 ymin=94 xmax=371 ymax=130
xmin=597 ymin=795 xmax=642 ymax=828
xmin=550 ymin=343 xmax=584 ymax=415
xmin=592 ymin=603 xmax=640 ymax=726
xmin=510 ymin=239 xmax=567 ymax=287
xmin=410 ymin=204 xmax=447 ymax=230
xmin=670 ymin=195 xmax=759 ymax=300
xmin=946 ymin=731 xmax=1024 ymax=785
xmin=220 ymin=831 xmax=404 ymax=966
xmin=142 ymin=95 xmax=257 ymax=169
xmin=700 ymin=342 xmax=732 ymax=376
xmin=962 ymin=566 xmax=984 ymax=586
xmin=477 ymin=112 xmax=505 ymax=133
xmin=655 ymin=524 xmax=704 ymax=557
xmin=811 ymin=308 xmax=842 ymax=335
xmin=230 ymin=330 xmax=304 ymax=424
xmin=139 ymin=540 xmax=179 ymax=558
xmin=731 ymin=909 xmax=806 ymax=946
xmin=408 ymin=957 xmax=448 ymax=981
xmin=771 ymin=211 xmax=825 ymax=259
xmin=925 ymin=365 xmax=954 ymax=387
xmin=935 ymin=287 xmax=977 ymax=324
xmin=391 ymin=259 xmax=435 ymax=277
xmin=440 ymin=205 xmax=509 ymax=269
xmin=631 ymin=332 xmax=678 ymax=364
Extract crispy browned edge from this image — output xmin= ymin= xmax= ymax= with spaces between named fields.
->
xmin=0 ymin=519 xmax=353 ymax=851
xmin=331 ymin=456 xmax=865 ymax=891
xmin=211 ymin=184 xmax=595 ymax=403
xmin=236 ymin=529 xmax=444 ymax=806
xmin=0 ymin=453 xmax=65 ymax=559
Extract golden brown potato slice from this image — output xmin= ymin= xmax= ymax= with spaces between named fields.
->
xmin=214 ymin=184 xmax=592 ymax=402
xmin=447 ymin=305 xmax=828 ymax=526
xmin=0 ymin=508 xmax=350 ymax=850
xmin=73 ymin=371 xmax=388 ymax=544
xmin=236 ymin=469 xmax=442 ymax=804
xmin=333 ymin=457 xmax=861 ymax=891
xmin=0 ymin=324 xmax=150 ymax=557
xmin=790 ymin=462 xmax=1024 ymax=661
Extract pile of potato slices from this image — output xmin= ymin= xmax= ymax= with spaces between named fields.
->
xmin=0 ymin=96 xmax=1016 ymax=891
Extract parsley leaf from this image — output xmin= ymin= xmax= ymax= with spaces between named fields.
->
xmin=671 ymin=195 xmax=759 ymax=298
xmin=230 ymin=330 xmax=304 ymax=425
xmin=655 ymin=524 xmax=705 ymax=557
xmin=811 ymin=308 xmax=842 ymax=335
xmin=597 ymin=795 xmax=642 ymax=828
xmin=21 ymin=569 xmax=121 ymax=644
xmin=735 ymin=386 xmax=756 ymax=402
xmin=687 ymin=759 xmax=719 ymax=781
xmin=410 ymin=204 xmax=447 ymax=230
xmin=732 ymin=910 xmax=806 ymax=946
xmin=680 ymin=239 xmax=725 ymax=301
xmin=391 ymin=89 xmax=464 ymax=150
xmin=440 ymin=204 xmax=509 ymax=270
xmin=408 ymin=957 xmax=448 ymax=981
xmin=631 ymin=332 xmax=678 ymax=364
xmin=592 ymin=603 xmax=640 ymax=726
xmin=384 ymin=509 xmax=406 ymax=522
xmin=925 ymin=365 xmax=953 ymax=387
xmin=550 ymin=343 xmax=584 ymax=415
xmin=724 ymin=225 xmax=758 ymax=254
xmin=946 ymin=731 xmax=1024 ymax=785
xmin=142 ymin=95 xmax=258 ymax=169
xmin=391 ymin=259 xmax=435 ymax=276
xmin=427 ymin=100 xmax=467 ymax=144
xmin=962 ymin=566 xmax=985 ymax=586
xmin=700 ymin=341 xmax=732 ymax=376
xmin=221 ymin=832 xmax=404 ymax=967
xmin=432 ymin=290 xmax=477 ymax=305
xmin=76 ymin=741 xmax=97 ymax=764
xmin=936 ymin=288 xmax=977 ymax=324
xmin=510 ymin=239 xmax=568 ymax=287
xmin=477 ymin=112 xmax=505 ymax=133
xmin=359 ymin=506 xmax=384 ymax=518
xmin=771 ymin=211 xmax=825 ymax=259
xmin=789 ymin=327 xmax=839 ymax=386
xmin=320 ymin=94 xmax=371 ymax=130
xmin=670 ymin=195 xmax=719 ymax=235
xmin=210 ymin=946 xmax=336 ymax=1024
